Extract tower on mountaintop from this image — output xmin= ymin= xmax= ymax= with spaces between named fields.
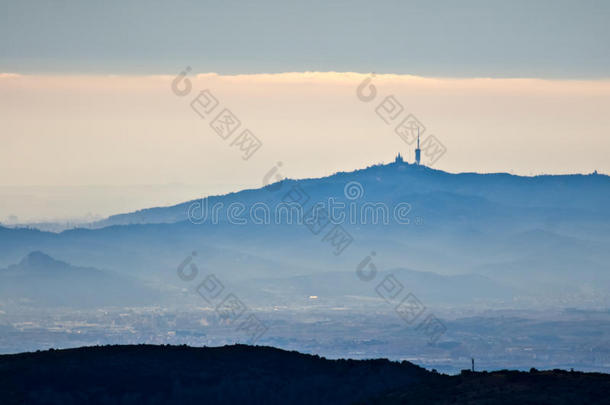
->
xmin=415 ymin=128 xmax=421 ymax=165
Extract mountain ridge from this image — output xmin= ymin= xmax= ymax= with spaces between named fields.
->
xmin=0 ymin=251 xmax=157 ymax=307
xmin=89 ymin=161 xmax=610 ymax=228
xmin=1 ymin=344 xmax=609 ymax=404
xmin=0 ymin=160 xmax=607 ymax=308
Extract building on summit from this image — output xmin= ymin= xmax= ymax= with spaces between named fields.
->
xmin=395 ymin=130 xmax=422 ymax=165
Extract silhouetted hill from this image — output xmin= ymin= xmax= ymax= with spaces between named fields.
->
xmin=0 ymin=161 xmax=608 ymax=308
xmin=0 ymin=252 xmax=157 ymax=307
xmin=1 ymin=344 xmax=609 ymax=404
xmin=0 ymin=344 xmax=428 ymax=404
xmin=90 ymin=162 xmax=610 ymax=227
xmin=368 ymin=369 xmax=610 ymax=404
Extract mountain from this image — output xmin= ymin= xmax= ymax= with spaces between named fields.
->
xmin=0 ymin=344 xmax=429 ymax=405
xmin=369 ymin=368 xmax=610 ymax=404
xmin=0 ymin=252 xmax=157 ymax=307
xmin=90 ymin=162 xmax=610 ymax=227
xmin=0 ymin=161 xmax=608 ymax=308
xmin=1 ymin=344 xmax=609 ymax=404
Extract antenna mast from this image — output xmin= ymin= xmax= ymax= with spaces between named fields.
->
xmin=415 ymin=128 xmax=421 ymax=165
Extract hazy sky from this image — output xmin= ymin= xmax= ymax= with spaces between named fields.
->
xmin=1 ymin=1 xmax=609 ymax=221
xmin=2 ymin=0 xmax=609 ymax=77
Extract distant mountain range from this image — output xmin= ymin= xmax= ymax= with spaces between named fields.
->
xmin=0 ymin=161 xmax=608 ymax=309
xmin=91 ymin=161 xmax=610 ymax=227
xmin=1 ymin=344 xmax=609 ymax=404
xmin=0 ymin=252 xmax=157 ymax=307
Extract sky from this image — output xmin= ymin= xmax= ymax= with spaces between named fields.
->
xmin=2 ymin=0 xmax=609 ymax=77
xmin=1 ymin=1 xmax=609 ymax=221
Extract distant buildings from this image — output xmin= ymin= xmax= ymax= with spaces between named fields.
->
xmin=394 ymin=130 xmax=421 ymax=165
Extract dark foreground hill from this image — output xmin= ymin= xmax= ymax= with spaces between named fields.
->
xmin=1 ymin=345 xmax=609 ymax=405
xmin=369 ymin=369 xmax=610 ymax=404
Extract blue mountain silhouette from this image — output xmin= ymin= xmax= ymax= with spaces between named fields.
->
xmin=0 ymin=162 xmax=608 ymax=307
